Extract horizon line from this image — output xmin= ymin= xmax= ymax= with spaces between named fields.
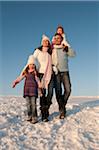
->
xmin=0 ymin=95 xmax=99 ymax=99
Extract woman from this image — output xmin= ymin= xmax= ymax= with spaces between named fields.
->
xmin=33 ymin=35 xmax=53 ymax=122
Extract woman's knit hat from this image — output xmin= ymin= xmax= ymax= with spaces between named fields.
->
xmin=41 ymin=34 xmax=50 ymax=45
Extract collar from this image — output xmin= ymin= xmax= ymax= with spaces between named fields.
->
xmin=53 ymin=44 xmax=63 ymax=49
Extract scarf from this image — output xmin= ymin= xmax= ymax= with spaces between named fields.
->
xmin=41 ymin=54 xmax=52 ymax=89
xmin=52 ymin=44 xmax=64 ymax=67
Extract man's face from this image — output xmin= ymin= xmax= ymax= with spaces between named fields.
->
xmin=55 ymin=35 xmax=62 ymax=45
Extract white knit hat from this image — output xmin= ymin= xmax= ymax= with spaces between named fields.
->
xmin=27 ymin=55 xmax=35 ymax=65
xmin=20 ymin=55 xmax=36 ymax=76
xmin=41 ymin=34 xmax=50 ymax=45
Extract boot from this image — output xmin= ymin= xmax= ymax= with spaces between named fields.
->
xmin=31 ymin=117 xmax=38 ymax=124
xmin=27 ymin=116 xmax=32 ymax=121
xmin=59 ymin=105 xmax=66 ymax=119
xmin=59 ymin=111 xmax=65 ymax=119
xmin=41 ymin=106 xmax=49 ymax=122
xmin=41 ymin=106 xmax=46 ymax=121
xmin=43 ymin=108 xmax=49 ymax=122
xmin=43 ymin=117 xmax=49 ymax=122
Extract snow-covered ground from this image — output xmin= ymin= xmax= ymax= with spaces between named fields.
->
xmin=0 ymin=96 xmax=99 ymax=150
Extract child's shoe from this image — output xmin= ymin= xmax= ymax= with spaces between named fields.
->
xmin=31 ymin=117 xmax=38 ymax=124
xmin=27 ymin=116 xmax=32 ymax=121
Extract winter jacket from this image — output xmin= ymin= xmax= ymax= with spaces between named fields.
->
xmin=23 ymin=72 xmax=38 ymax=98
xmin=52 ymin=45 xmax=75 ymax=72
xmin=33 ymin=48 xmax=52 ymax=88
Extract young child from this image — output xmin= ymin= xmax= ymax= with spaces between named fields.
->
xmin=52 ymin=25 xmax=70 ymax=48
xmin=52 ymin=25 xmax=76 ymax=56
xmin=12 ymin=55 xmax=42 ymax=124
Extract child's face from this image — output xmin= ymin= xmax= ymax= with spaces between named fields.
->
xmin=57 ymin=28 xmax=63 ymax=35
xmin=28 ymin=64 xmax=35 ymax=70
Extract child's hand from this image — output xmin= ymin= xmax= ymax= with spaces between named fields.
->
xmin=38 ymin=82 xmax=42 ymax=88
xmin=38 ymin=88 xmax=43 ymax=97
xmin=12 ymin=82 xmax=16 ymax=88
xmin=12 ymin=79 xmax=19 ymax=88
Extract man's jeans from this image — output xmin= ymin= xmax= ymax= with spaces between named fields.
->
xmin=25 ymin=96 xmax=37 ymax=118
xmin=54 ymin=71 xmax=71 ymax=112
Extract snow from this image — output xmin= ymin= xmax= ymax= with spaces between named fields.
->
xmin=0 ymin=96 xmax=99 ymax=150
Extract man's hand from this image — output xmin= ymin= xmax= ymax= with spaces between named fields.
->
xmin=63 ymin=45 xmax=68 ymax=52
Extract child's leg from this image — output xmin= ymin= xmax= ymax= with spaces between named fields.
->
xmin=30 ymin=96 xmax=37 ymax=118
xmin=30 ymin=97 xmax=38 ymax=124
xmin=25 ymin=96 xmax=32 ymax=120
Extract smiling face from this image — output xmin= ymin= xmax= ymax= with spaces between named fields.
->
xmin=28 ymin=64 xmax=35 ymax=70
xmin=55 ymin=35 xmax=63 ymax=45
xmin=57 ymin=27 xmax=63 ymax=35
xmin=52 ymin=36 xmax=56 ymax=44
xmin=42 ymin=39 xmax=49 ymax=47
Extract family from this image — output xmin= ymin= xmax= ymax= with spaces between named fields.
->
xmin=12 ymin=25 xmax=76 ymax=124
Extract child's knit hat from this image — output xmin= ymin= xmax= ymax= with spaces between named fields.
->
xmin=20 ymin=55 xmax=36 ymax=76
xmin=27 ymin=55 xmax=35 ymax=65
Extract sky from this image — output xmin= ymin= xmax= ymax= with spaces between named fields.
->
xmin=0 ymin=1 xmax=99 ymax=96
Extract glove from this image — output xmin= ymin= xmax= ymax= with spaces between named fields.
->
xmin=52 ymin=66 xmax=58 ymax=75
xmin=63 ymin=45 xmax=68 ymax=52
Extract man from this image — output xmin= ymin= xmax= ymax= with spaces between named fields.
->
xmin=52 ymin=33 xmax=75 ymax=119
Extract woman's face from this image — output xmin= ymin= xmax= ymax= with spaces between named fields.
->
xmin=57 ymin=28 xmax=63 ymax=35
xmin=42 ymin=39 xmax=49 ymax=47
